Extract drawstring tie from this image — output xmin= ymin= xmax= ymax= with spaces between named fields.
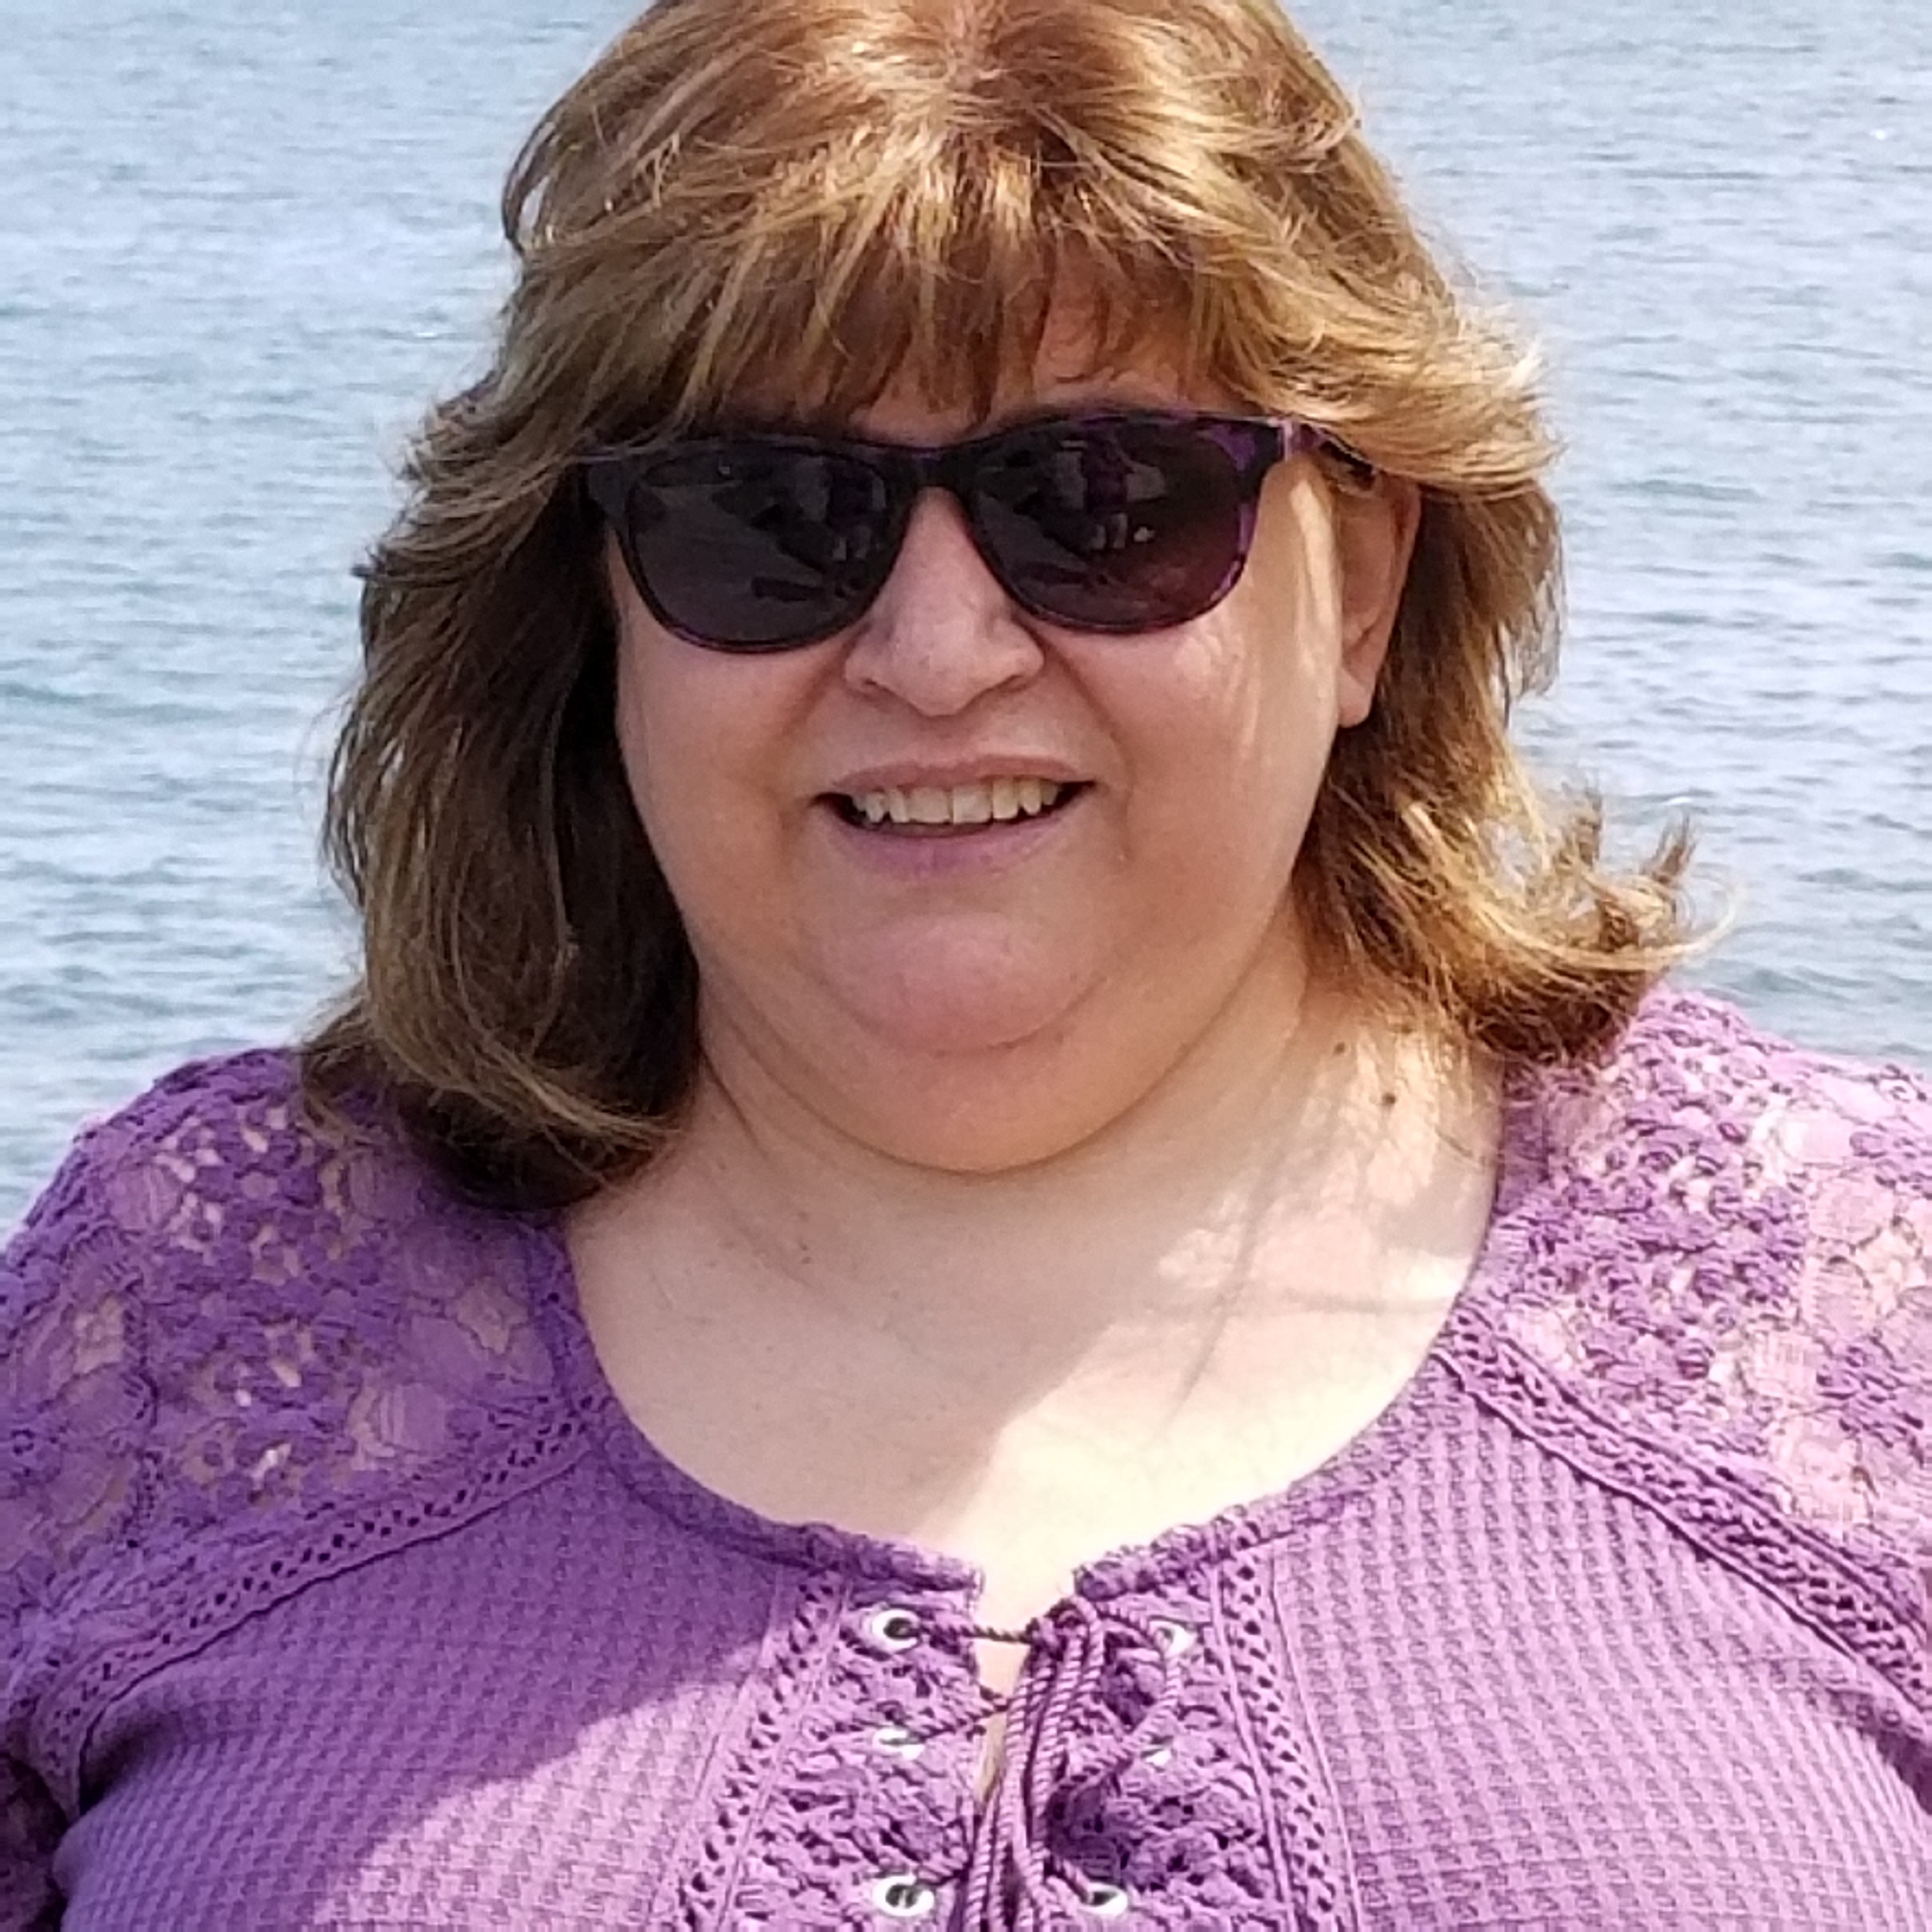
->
xmin=960 ymin=1598 xmax=1177 ymax=1927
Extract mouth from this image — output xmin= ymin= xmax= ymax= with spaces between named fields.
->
xmin=824 ymin=778 xmax=1091 ymax=835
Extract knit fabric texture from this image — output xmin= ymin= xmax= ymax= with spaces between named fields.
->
xmin=2 ymin=988 xmax=1928 ymax=1928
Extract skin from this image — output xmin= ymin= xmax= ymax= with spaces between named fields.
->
xmin=568 ymin=309 xmax=1501 ymax=1673
xmin=608 ymin=345 xmax=1411 ymax=1172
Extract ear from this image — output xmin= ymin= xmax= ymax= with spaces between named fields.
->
xmin=1331 ymin=473 xmax=1422 ymax=727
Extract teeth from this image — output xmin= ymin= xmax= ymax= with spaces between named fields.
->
xmin=849 ymin=779 xmax=1070 ymax=827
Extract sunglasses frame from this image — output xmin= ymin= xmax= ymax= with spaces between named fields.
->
xmin=581 ymin=408 xmax=1332 ymax=652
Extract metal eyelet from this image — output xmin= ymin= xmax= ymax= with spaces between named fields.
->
xmin=864 ymin=1606 xmax=924 ymax=1653
xmin=1147 ymin=1616 xmax=1195 ymax=1659
xmin=871 ymin=1722 xmax=927 ymax=1761
xmin=870 ymin=1872 xmax=939 ymax=1918
xmin=1080 ymin=1879 xmax=1133 ymax=1918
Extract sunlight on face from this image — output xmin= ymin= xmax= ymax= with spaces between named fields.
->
xmin=606 ymin=300 xmax=1416 ymax=1172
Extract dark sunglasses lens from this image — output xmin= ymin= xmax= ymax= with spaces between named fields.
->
xmin=970 ymin=420 xmax=1249 ymax=630
xmin=615 ymin=443 xmax=898 ymax=649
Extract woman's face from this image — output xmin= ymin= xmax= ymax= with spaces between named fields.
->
xmin=607 ymin=317 xmax=1418 ymax=1172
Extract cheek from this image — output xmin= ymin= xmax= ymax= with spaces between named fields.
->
xmin=608 ymin=600 xmax=800 ymax=923
xmin=1116 ymin=608 xmax=1341 ymax=871
xmin=610 ymin=627 xmax=688 ymax=852
xmin=1180 ymin=498 xmax=1347 ymax=850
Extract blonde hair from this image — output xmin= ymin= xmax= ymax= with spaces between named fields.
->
xmin=307 ymin=0 xmax=1694 ymax=1206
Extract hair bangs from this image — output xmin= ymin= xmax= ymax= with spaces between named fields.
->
xmin=540 ymin=141 xmax=1216 ymax=438
xmin=744 ymin=208 xmax=1197 ymax=430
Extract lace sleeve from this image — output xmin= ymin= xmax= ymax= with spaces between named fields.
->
xmin=1749 ymin=1052 xmax=1932 ymax=1572
xmin=1 ymin=1095 xmax=159 ymax=1920
xmin=0 ymin=1052 xmax=568 ymax=1834
xmin=0 ymin=1054 xmax=349 ymax=1637
xmin=1499 ymin=993 xmax=1932 ymax=1678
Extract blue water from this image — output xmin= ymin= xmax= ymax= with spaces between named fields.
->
xmin=3 ymin=0 xmax=1928 ymax=1225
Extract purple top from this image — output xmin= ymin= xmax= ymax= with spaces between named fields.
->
xmin=2 ymin=988 xmax=1928 ymax=1928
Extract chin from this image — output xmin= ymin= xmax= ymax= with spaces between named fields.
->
xmin=836 ymin=990 xmax=1073 ymax=1063
xmin=815 ymin=924 xmax=1094 ymax=1061
xmin=815 ymin=992 xmax=1184 ymax=1175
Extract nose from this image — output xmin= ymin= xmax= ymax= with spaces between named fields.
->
xmin=839 ymin=490 xmax=1046 ymax=716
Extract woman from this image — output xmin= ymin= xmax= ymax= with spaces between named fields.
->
xmin=3 ymin=0 xmax=1926 ymax=1924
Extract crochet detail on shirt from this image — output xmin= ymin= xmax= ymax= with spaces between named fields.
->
xmin=0 ymin=1052 xmax=579 ymax=1803
xmin=993 ymin=1579 xmax=1351 ymax=1928
xmin=1211 ymin=1554 xmax=1354 ymax=1929
xmin=1485 ymin=991 xmax=1932 ymax=1706
xmin=1039 ymin=1568 xmax=1353 ymax=1928
xmin=675 ymin=1578 xmax=985 ymax=1928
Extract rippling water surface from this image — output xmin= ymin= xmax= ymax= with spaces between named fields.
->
xmin=3 ymin=0 xmax=1928 ymax=1222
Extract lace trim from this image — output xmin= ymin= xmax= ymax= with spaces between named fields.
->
xmin=22 ymin=1419 xmax=587 ymax=1814
xmin=1048 ymin=994 xmax=1930 ymax=1648
xmin=1013 ymin=1577 xmax=1347 ymax=1929
xmin=1211 ymin=1557 xmax=1357 ymax=1931
xmin=670 ymin=1577 xmax=988 ymax=1928
xmin=668 ymin=1569 xmax=848 ymax=1926
xmin=1455 ymin=990 xmax=1931 ymax=1708
xmin=1445 ymin=1314 xmax=1929 ymax=1712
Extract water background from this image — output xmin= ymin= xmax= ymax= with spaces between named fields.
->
xmin=3 ymin=0 xmax=1928 ymax=1225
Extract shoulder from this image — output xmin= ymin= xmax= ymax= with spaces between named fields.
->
xmin=1519 ymin=979 xmax=1932 ymax=1151
xmin=1497 ymin=984 xmax=1931 ymax=1611
xmin=1 ymin=1050 xmax=566 ymax=1630
xmin=1518 ymin=984 xmax=1932 ymax=1346
xmin=1510 ymin=981 xmax=1932 ymax=1289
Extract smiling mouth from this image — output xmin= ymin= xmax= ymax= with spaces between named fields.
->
xmin=827 ymin=778 xmax=1090 ymax=833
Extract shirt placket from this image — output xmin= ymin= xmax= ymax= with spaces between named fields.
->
xmin=957 ymin=1597 xmax=1189 ymax=1928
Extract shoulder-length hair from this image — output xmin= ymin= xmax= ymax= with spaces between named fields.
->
xmin=304 ymin=0 xmax=1695 ymax=1208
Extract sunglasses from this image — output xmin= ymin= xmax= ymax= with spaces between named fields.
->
xmin=581 ymin=409 xmax=1330 ymax=652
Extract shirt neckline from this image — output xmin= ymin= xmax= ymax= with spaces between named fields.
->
xmin=520 ymin=1057 xmax=1553 ymax=1606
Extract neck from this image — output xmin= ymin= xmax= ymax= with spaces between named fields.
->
xmin=581 ymin=965 xmax=1496 ymax=1385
